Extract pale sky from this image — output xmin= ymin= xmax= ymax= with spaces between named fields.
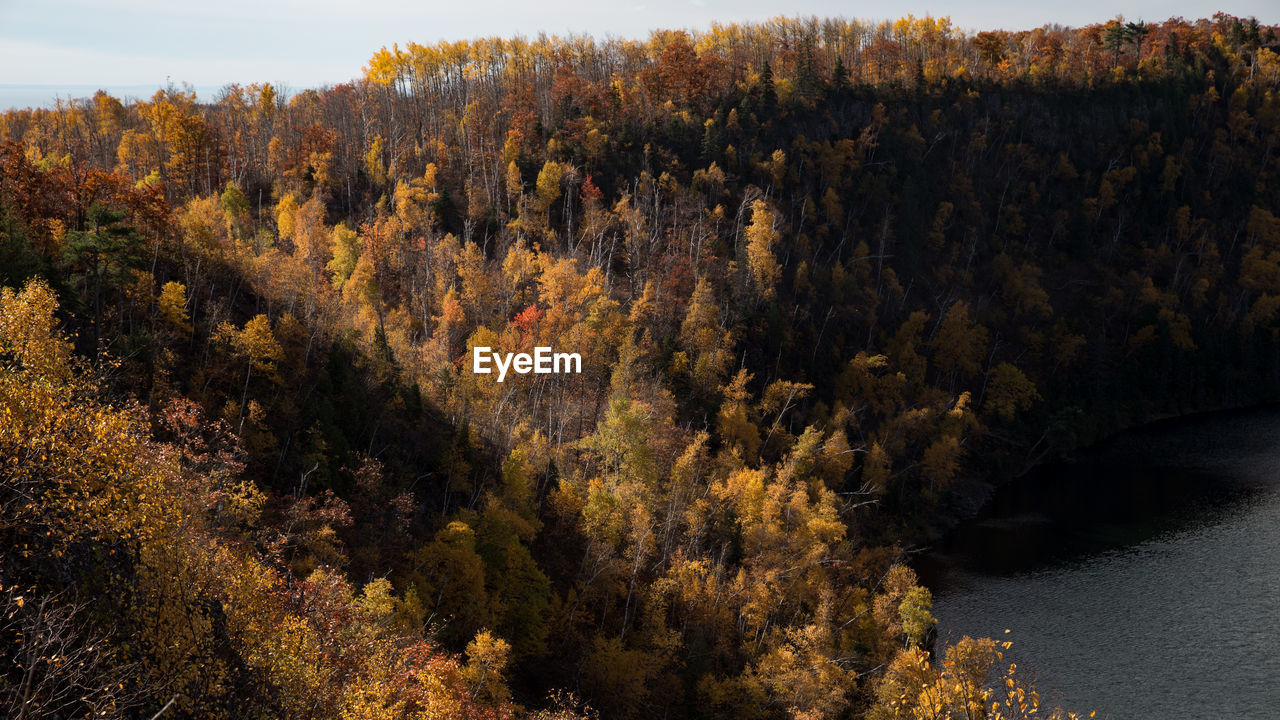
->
xmin=1 ymin=0 xmax=1276 ymax=91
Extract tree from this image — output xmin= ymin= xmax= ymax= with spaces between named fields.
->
xmin=157 ymin=280 xmax=192 ymax=334
xmin=0 ymin=201 xmax=44 ymax=289
xmin=219 ymin=181 xmax=249 ymax=239
xmin=1103 ymin=21 xmax=1129 ymax=67
xmin=873 ymin=635 xmax=1080 ymax=720
xmin=984 ymin=363 xmax=1041 ymax=422
xmin=679 ymin=278 xmax=733 ymax=391
xmin=975 ymin=31 xmax=1006 ymax=69
xmin=463 ymin=630 xmax=513 ymax=705
xmin=0 ymin=279 xmax=76 ymax=383
xmin=365 ymin=134 xmax=389 ymax=187
xmin=327 ymin=222 xmax=361 ymax=288
xmin=744 ymin=199 xmax=780 ymax=301
xmin=406 ymin=521 xmax=492 ymax=646
xmin=1125 ymin=20 xmax=1151 ymax=59
xmin=61 ymin=202 xmax=146 ymax=360
xmin=535 ymin=160 xmax=564 ymax=215
xmin=275 ymin=193 xmax=299 ymax=243
xmin=930 ymin=301 xmax=987 ymax=384
xmin=0 ymin=590 xmax=134 ymax=720
xmin=214 ymin=314 xmax=283 ymax=433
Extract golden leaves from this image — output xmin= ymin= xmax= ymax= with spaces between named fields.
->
xmin=215 ymin=314 xmax=284 ymax=372
xmin=744 ymin=198 xmax=780 ymax=301
xmin=984 ymin=363 xmax=1042 ymax=422
xmin=0 ymin=279 xmax=76 ymax=383
xmin=157 ymin=281 xmax=192 ymax=334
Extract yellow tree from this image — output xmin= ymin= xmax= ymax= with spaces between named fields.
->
xmin=929 ymin=301 xmax=987 ymax=384
xmin=744 ymin=198 xmax=780 ymax=301
xmin=157 ymin=280 xmax=192 ymax=335
xmin=536 ymin=160 xmax=564 ymax=213
xmin=679 ymin=278 xmax=734 ymax=392
xmin=328 ymin=222 xmax=362 ymax=289
xmin=214 ymin=314 xmax=283 ymax=432
xmin=984 ymin=363 xmax=1041 ymax=422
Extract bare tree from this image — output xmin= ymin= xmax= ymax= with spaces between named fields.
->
xmin=1 ymin=586 xmax=137 ymax=720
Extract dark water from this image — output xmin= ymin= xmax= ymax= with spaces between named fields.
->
xmin=920 ymin=408 xmax=1280 ymax=720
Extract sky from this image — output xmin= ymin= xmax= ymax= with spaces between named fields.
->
xmin=1 ymin=0 xmax=1277 ymax=104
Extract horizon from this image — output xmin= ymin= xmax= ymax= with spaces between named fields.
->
xmin=2 ymin=2 xmax=1277 ymax=111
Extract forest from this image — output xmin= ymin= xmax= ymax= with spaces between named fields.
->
xmin=1 ymin=11 xmax=1278 ymax=719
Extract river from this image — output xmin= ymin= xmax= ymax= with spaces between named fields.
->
xmin=918 ymin=407 xmax=1280 ymax=719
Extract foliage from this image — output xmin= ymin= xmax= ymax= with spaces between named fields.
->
xmin=1 ymin=11 xmax=1277 ymax=719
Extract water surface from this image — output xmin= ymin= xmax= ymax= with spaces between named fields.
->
xmin=922 ymin=408 xmax=1280 ymax=719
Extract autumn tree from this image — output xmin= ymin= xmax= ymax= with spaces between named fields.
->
xmin=214 ymin=314 xmax=284 ymax=432
xmin=744 ymin=198 xmax=780 ymax=301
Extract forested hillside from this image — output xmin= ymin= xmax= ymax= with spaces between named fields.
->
xmin=2 ymin=13 xmax=1278 ymax=719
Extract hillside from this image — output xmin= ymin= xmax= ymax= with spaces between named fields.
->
xmin=1 ymin=14 xmax=1277 ymax=719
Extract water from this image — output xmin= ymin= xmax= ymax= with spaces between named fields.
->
xmin=920 ymin=408 xmax=1280 ymax=719
xmin=0 ymin=85 xmax=253 ymax=111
